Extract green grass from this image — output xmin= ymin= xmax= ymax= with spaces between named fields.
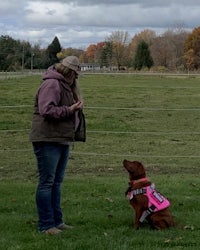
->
xmin=0 ymin=177 xmax=199 ymax=250
xmin=1 ymin=74 xmax=200 ymax=249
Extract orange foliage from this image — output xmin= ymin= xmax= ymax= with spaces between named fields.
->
xmin=184 ymin=27 xmax=200 ymax=69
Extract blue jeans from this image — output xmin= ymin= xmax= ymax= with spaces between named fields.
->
xmin=33 ymin=142 xmax=70 ymax=231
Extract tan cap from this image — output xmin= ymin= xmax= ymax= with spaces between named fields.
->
xmin=61 ymin=56 xmax=80 ymax=74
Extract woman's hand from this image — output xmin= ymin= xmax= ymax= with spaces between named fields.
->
xmin=70 ymin=101 xmax=83 ymax=112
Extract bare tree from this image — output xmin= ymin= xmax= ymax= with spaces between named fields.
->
xmin=150 ymin=29 xmax=188 ymax=70
xmin=107 ymin=30 xmax=130 ymax=69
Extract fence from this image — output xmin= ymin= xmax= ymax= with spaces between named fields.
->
xmin=1 ymin=74 xmax=200 ymax=179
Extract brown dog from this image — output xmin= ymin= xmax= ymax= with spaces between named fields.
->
xmin=123 ymin=159 xmax=175 ymax=230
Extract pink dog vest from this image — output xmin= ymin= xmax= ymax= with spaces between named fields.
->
xmin=127 ymin=183 xmax=170 ymax=222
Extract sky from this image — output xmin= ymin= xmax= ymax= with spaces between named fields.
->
xmin=1 ymin=0 xmax=200 ymax=49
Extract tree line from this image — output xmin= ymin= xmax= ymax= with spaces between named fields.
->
xmin=0 ymin=26 xmax=200 ymax=71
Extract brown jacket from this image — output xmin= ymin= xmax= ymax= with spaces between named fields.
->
xmin=29 ymin=66 xmax=86 ymax=143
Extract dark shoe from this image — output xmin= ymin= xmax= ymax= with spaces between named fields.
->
xmin=56 ymin=223 xmax=74 ymax=230
xmin=42 ymin=227 xmax=62 ymax=235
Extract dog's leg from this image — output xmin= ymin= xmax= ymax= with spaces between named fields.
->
xmin=134 ymin=207 xmax=143 ymax=229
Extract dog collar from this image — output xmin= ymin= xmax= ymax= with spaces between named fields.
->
xmin=130 ymin=177 xmax=148 ymax=185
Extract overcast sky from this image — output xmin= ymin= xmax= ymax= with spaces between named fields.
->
xmin=0 ymin=0 xmax=200 ymax=49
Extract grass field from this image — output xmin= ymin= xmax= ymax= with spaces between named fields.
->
xmin=0 ymin=73 xmax=200 ymax=249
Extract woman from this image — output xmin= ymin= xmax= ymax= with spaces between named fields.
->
xmin=30 ymin=56 xmax=86 ymax=235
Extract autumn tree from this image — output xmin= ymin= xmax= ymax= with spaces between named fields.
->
xmin=150 ymin=36 xmax=171 ymax=68
xmin=57 ymin=48 xmax=83 ymax=58
xmin=85 ymin=44 xmax=98 ymax=63
xmin=95 ymin=42 xmax=106 ymax=64
xmin=184 ymin=27 xmax=200 ymax=70
xmin=134 ymin=40 xmax=153 ymax=70
xmin=85 ymin=42 xmax=105 ymax=63
xmin=107 ymin=31 xmax=130 ymax=69
xmin=150 ymin=30 xmax=188 ymax=70
xmin=169 ymin=30 xmax=188 ymax=69
xmin=129 ymin=29 xmax=156 ymax=66
xmin=79 ymin=52 xmax=88 ymax=63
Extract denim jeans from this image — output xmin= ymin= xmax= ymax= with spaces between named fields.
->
xmin=33 ymin=142 xmax=70 ymax=231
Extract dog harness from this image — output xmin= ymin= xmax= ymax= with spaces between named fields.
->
xmin=127 ymin=183 xmax=170 ymax=223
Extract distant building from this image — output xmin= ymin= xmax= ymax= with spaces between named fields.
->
xmin=80 ymin=63 xmax=101 ymax=71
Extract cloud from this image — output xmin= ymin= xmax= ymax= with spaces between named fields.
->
xmin=38 ymin=0 xmax=200 ymax=7
xmin=0 ymin=0 xmax=200 ymax=49
xmin=24 ymin=1 xmax=196 ymax=28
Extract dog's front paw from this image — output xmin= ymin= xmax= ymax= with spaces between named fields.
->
xmin=133 ymin=222 xmax=140 ymax=230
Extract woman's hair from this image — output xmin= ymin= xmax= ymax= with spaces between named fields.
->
xmin=55 ymin=63 xmax=82 ymax=101
xmin=55 ymin=63 xmax=72 ymax=77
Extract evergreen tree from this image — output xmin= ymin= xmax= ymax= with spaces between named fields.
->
xmin=0 ymin=36 xmax=20 ymax=70
xmin=100 ymin=41 xmax=113 ymax=68
xmin=134 ymin=40 xmax=153 ymax=70
xmin=45 ymin=36 xmax=62 ymax=67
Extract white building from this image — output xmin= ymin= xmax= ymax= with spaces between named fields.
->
xmin=80 ymin=63 xmax=101 ymax=71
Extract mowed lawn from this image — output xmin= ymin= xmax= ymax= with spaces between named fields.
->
xmin=0 ymin=73 xmax=200 ymax=249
